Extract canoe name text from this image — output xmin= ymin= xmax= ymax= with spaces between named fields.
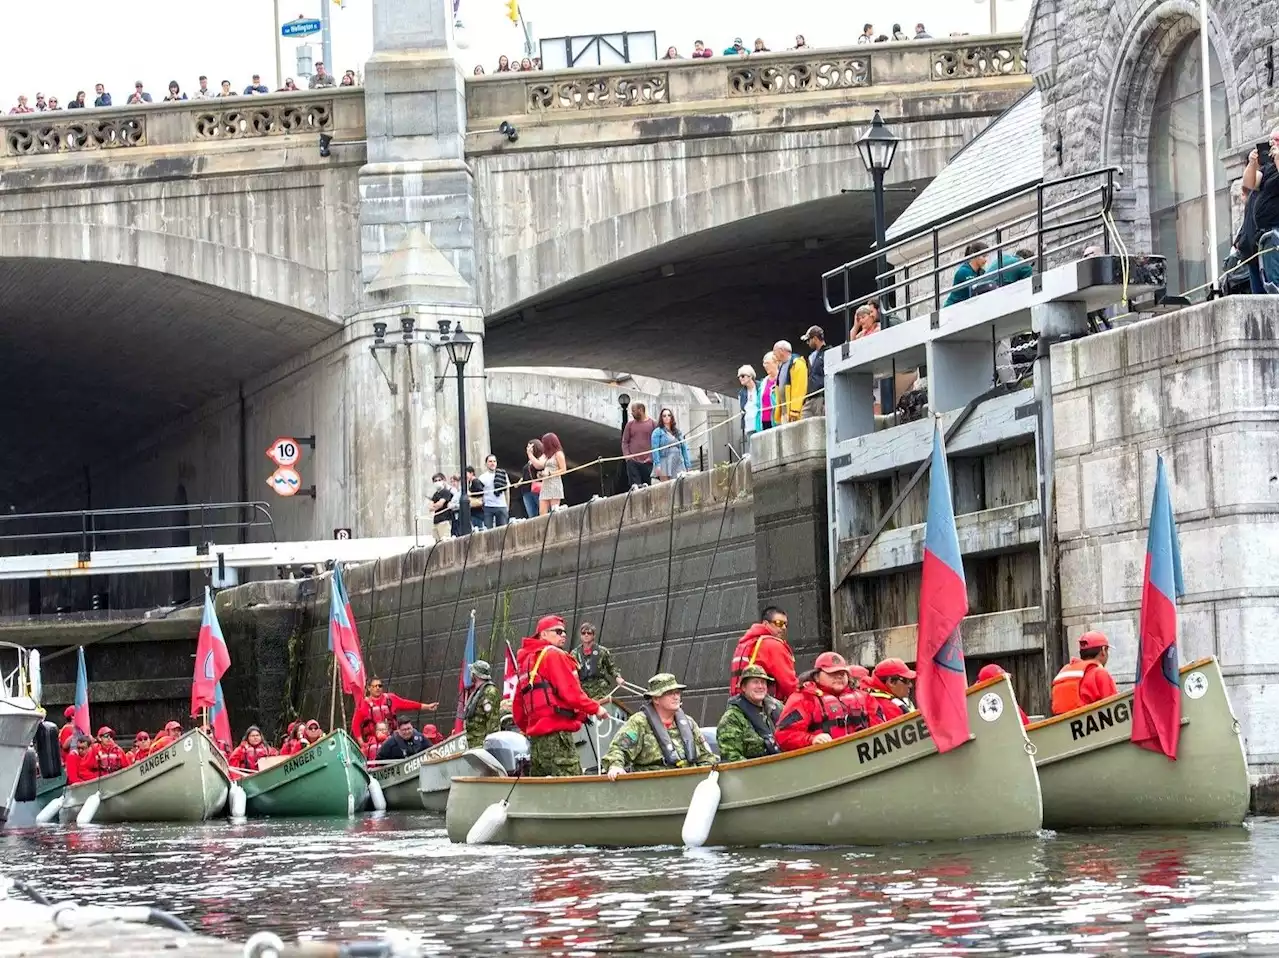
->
xmin=1069 ymin=701 xmax=1131 ymax=740
xmin=855 ymin=719 xmax=930 ymax=763
xmin=137 ymin=748 xmax=174 ymax=776
xmin=281 ymin=747 xmax=322 ymax=775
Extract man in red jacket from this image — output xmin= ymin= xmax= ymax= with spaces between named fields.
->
xmin=776 ymin=652 xmax=857 ymax=751
xmin=85 ymin=727 xmax=131 ymax=777
xmin=513 ymin=614 xmax=609 ymax=776
xmin=65 ymin=735 xmax=96 ymax=784
xmin=839 ymin=664 xmax=872 ymax=731
xmin=350 ymin=676 xmax=438 ymax=740
xmin=864 ymin=658 xmax=917 ymax=726
xmin=1050 ymin=632 xmax=1119 ymax=714
xmin=149 ymin=721 xmax=184 ymax=753
xmin=728 ymin=606 xmax=798 ymax=702
xmin=59 ymin=706 xmax=77 ymax=752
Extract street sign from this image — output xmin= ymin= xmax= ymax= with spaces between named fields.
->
xmin=266 ymin=437 xmax=302 ymax=468
xmin=333 ymin=528 xmax=352 ymax=540
xmin=267 ymin=467 xmax=303 ymax=497
xmin=282 ymin=17 xmax=322 ymax=37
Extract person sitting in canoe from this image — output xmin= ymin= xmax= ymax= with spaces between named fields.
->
xmin=85 ymin=726 xmax=132 ymax=776
xmin=422 ymin=723 xmax=444 ymax=745
xmin=863 ymin=659 xmax=917 ymax=726
xmin=716 ymin=663 xmax=782 ymax=762
xmin=572 ymin=622 xmax=624 ymax=702
xmin=58 ymin=706 xmax=77 ymax=753
xmin=350 ymin=676 xmax=439 ymax=740
xmin=463 ymin=660 xmax=503 ymax=749
xmin=230 ymin=726 xmax=279 ymax=771
xmin=302 ymin=720 xmax=324 ymax=747
xmin=776 ymin=653 xmax=859 ymax=750
xmin=363 ymin=720 xmax=390 ymax=761
xmin=1050 ymin=632 xmax=1118 ymax=715
xmin=65 ymin=735 xmax=96 ymax=784
xmin=280 ymin=723 xmax=309 ymax=755
xmin=728 ymin=606 xmax=798 ymax=703
xmin=839 ymin=664 xmax=873 ymax=732
xmin=149 ymin=721 xmax=184 ymax=753
xmin=376 ymin=715 xmax=430 ymax=761
xmin=514 ymin=615 xmax=611 ymax=777
xmin=604 ymin=673 xmax=715 ymax=779
xmin=127 ymin=731 xmax=151 ymax=763
xmin=977 ymin=664 xmax=1029 ymax=724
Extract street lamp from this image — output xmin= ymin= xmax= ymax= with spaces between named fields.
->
xmin=856 ymin=109 xmax=900 ymax=300
xmin=445 ymin=322 xmax=475 ymax=534
xmin=617 ymin=393 xmax=631 ymax=433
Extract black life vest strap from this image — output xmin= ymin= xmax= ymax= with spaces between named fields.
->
xmin=464 ymin=681 xmax=495 ymax=720
xmin=640 ymin=703 xmax=698 ymax=767
xmin=726 ymin=695 xmax=780 ymax=754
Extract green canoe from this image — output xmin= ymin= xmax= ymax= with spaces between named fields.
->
xmin=238 ymin=731 xmax=371 ymax=818
xmin=369 ymin=732 xmax=467 ymax=810
xmin=1027 ymin=655 xmax=1249 ymax=828
xmin=61 ymin=729 xmax=230 ymax=824
xmin=446 ymin=675 xmax=1042 ymax=847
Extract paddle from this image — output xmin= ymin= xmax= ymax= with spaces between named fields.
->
xmin=681 ymin=767 xmax=721 ymax=849
xmin=465 ymin=773 xmax=521 ymax=845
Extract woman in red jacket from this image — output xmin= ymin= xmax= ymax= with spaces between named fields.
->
xmin=229 ymin=726 xmax=279 ymax=771
xmin=776 ymin=652 xmax=858 ymax=751
xmin=363 ymin=720 xmax=390 ymax=762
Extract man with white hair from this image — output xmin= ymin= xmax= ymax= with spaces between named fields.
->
xmin=772 ymin=340 xmax=808 ymax=424
xmin=737 ymin=364 xmax=763 ymax=437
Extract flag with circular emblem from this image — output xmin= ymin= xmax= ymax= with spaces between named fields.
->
xmin=191 ymin=587 xmax=232 ymax=716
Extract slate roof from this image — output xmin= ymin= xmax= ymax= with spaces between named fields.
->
xmin=886 ymin=88 xmax=1044 ymax=242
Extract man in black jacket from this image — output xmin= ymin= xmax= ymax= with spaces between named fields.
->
xmin=802 ymin=325 xmax=826 ymax=419
xmin=376 ymin=715 xmax=428 ymax=761
xmin=1242 ymin=135 xmax=1279 ymax=294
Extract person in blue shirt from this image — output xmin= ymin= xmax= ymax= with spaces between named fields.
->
xmin=944 ymin=242 xmax=990 ymax=306
xmin=994 ymin=248 xmax=1035 ymax=285
xmin=244 ymin=75 xmax=270 ymax=95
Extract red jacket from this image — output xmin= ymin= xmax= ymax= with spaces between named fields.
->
xmin=728 ymin=624 xmax=798 ymax=702
xmin=65 ymin=750 xmax=96 ymax=784
xmin=863 ymin=678 xmax=913 ymax=726
xmin=229 ymin=742 xmax=278 ymax=771
xmin=776 ymin=682 xmax=856 ymax=751
xmin=85 ymin=743 xmax=131 ymax=777
xmin=280 ymin=737 xmax=305 ymax=756
xmin=512 ymin=636 xmax=599 ymax=736
xmin=351 ymin=692 xmax=430 ymax=739
xmin=1051 ymin=658 xmax=1119 ymax=714
xmin=59 ymin=723 xmax=76 ymax=752
xmin=148 ymin=733 xmax=179 ymax=754
xmin=838 ymin=689 xmax=872 ymax=733
xmin=363 ymin=737 xmax=387 ymax=762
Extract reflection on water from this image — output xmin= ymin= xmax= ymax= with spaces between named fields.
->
xmin=3 ymin=815 xmax=1276 ymax=954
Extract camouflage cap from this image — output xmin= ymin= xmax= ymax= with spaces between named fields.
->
xmin=738 ymin=663 xmax=773 ymax=683
xmin=470 ymin=660 xmax=492 ymax=680
xmin=645 ymin=673 xmax=687 ymax=697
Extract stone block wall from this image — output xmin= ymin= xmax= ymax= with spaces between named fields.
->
xmin=1051 ymin=296 xmax=1279 ymax=791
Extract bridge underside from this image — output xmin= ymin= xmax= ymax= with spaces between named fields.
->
xmin=484 ymin=190 xmax=918 ymax=394
xmin=0 ymin=258 xmax=338 ymax=506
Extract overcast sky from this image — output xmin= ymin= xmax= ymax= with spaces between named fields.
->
xmin=2 ymin=0 xmax=1029 ymax=105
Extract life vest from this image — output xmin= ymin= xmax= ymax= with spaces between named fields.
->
xmin=518 ymin=647 xmax=580 ymax=723
xmin=365 ymin=694 xmax=398 ymax=727
xmin=464 ymin=681 xmax=496 ymax=721
xmin=1051 ymin=658 xmax=1101 ymax=715
xmin=91 ymin=745 xmax=127 ymax=775
xmin=800 ymin=689 xmax=853 ymax=737
xmin=233 ymin=743 xmax=274 ymax=771
xmin=576 ymin=646 xmax=603 ymax=682
xmin=725 ymin=695 xmax=781 ymax=755
xmin=866 ymin=688 xmax=913 ymax=722
xmin=639 ymin=703 xmax=699 ymax=768
xmin=728 ymin=626 xmax=792 ymax=694
xmin=839 ymin=690 xmax=871 ymax=732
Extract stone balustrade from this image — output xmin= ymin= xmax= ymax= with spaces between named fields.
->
xmin=465 ymin=33 xmax=1026 ymax=121
xmin=0 ymin=88 xmax=366 ymax=160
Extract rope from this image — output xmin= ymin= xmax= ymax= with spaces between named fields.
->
xmin=385 ymin=547 xmax=417 ymax=686
xmin=412 ymin=541 xmax=438 ymax=705
xmin=433 ymin=533 xmax=474 ymax=709
xmin=682 ymin=467 xmax=737 ymax=687
xmin=655 ymin=472 xmax=683 ymax=672
xmin=485 ymin=521 xmax=514 ymax=663
xmin=569 ymin=503 xmax=591 ymax=642
xmin=596 ymin=486 xmax=636 ymax=648
xmin=524 ymin=508 xmax=556 ymax=635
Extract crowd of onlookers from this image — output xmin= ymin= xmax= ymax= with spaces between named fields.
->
xmin=6 ymin=64 xmax=359 ymax=115
xmin=659 ymin=23 xmax=936 ymax=61
xmin=473 ymin=55 xmax=543 ymax=75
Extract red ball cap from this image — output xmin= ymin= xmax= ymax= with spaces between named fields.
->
xmin=1079 ymin=631 xmax=1110 ymax=651
xmin=848 ymin=664 xmax=870 ymax=680
xmin=96 ymin=726 xmax=114 ymax=737
xmin=535 ymin=614 xmax=565 ymax=635
xmin=164 ymin=721 xmax=182 ymax=732
xmin=64 ymin=705 xmax=76 ymax=718
xmin=874 ymin=657 xmax=917 ymax=680
xmin=814 ymin=651 xmax=852 ymax=674
xmin=976 ymin=663 xmax=1007 ymax=683
xmin=135 ymin=731 xmax=150 ymax=741
xmin=423 ymin=724 xmax=439 ymax=735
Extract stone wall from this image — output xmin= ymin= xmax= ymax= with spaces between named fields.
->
xmin=1051 ymin=295 xmax=1279 ymax=792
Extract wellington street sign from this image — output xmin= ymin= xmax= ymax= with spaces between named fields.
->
xmin=282 ymin=17 xmax=322 ymax=38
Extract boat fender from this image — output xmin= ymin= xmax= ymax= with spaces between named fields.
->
xmin=466 ymin=800 xmax=509 ymax=845
xmin=681 ymin=769 xmax=721 ymax=848
xmin=15 ymin=750 xmax=38 ymax=803
xmin=228 ymin=783 xmax=247 ymax=818
xmin=368 ymin=777 xmax=387 ymax=811
xmin=36 ymin=793 xmax=64 ymax=824
xmin=35 ymin=721 xmax=62 ymax=779
xmin=244 ymin=931 xmax=286 ymax=958
xmin=76 ymin=791 xmax=101 ymax=826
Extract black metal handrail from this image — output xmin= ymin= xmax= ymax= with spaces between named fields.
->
xmin=822 ymin=166 xmax=1123 ymax=336
xmin=0 ymin=501 xmax=276 ymax=555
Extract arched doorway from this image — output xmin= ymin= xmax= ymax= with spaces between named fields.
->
xmin=1148 ymin=32 xmax=1231 ymax=295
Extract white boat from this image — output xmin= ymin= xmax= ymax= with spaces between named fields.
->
xmin=0 ymin=643 xmax=46 ymax=825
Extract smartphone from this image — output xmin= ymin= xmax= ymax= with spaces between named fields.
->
xmin=1258 ymin=141 xmax=1273 ymax=166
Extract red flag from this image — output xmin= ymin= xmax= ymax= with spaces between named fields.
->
xmin=328 ymin=565 xmax=367 ymax=701
xmin=916 ymin=422 xmax=972 ymax=753
xmin=192 ymin=587 xmax=232 ymax=715
xmin=211 ymin=681 xmax=233 ymax=748
xmin=501 ymin=644 xmax=518 ymax=703
xmin=452 ymin=611 xmax=477 ymax=736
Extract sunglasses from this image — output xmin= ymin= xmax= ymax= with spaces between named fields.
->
xmin=551 ymin=628 xmax=567 ymax=635
xmin=770 ymin=618 xmax=788 ymax=628
xmin=580 ymin=630 xmax=595 ymax=636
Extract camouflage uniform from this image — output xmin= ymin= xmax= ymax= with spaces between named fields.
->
xmin=530 ymin=731 xmax=582 ymax=777
xmin=572 ymin=642 xmax=619 ymax=701
xmin=603 ymin=674 xmax=715 ymax=773
xmin=716 ymin=695 xmax=782 ymax=762
xmin=463 ymin=663 xmax=503 ymax=749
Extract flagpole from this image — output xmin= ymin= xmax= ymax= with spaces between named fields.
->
xmin=1198 ymin=0 xmax=1220 ymax=293
xmin=329 ymin=656 xmax=339 ymax=732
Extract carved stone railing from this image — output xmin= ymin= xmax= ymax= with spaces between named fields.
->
xmin=526 ymin=73 xmax=669 ymax=111
xmin=0 ymin=88 xmax=364 ymax=160
xmin=728 ymin=57 xmax=870 ymax=96
xmin=931 ymin=44 xmax=1027 ymax=79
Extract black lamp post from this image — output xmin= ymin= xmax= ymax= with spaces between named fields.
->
xmin=615 ymin=393 xmax=631 ymax=495
xmin=856 ymin=109 xmax=900 ymax=299
xmin=445 ymin=322 xmax=475 ymax=533
xmin=617 ymin=393 xmax=631 ymax=433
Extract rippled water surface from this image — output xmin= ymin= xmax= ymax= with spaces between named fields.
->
xmin=3 ymin=815 xmax=1276 ymax=954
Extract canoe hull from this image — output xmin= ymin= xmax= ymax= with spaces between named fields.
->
xmin=446 ymin=677 xmax=1042 ymax=847
xmin=419 ymin=747 xmax=509 ymax=812
xmin=61 ymin=730 xmax=230 ymax=824
xmin=240 ymin=731 xmax=370 ymax=818
xmin=1028 ymin=656 xmax=1249 ymax=828
xmin=369 ymin=733 xmax=467 ymax=810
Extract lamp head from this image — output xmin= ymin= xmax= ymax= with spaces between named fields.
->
xmin=618 ymin=393 xmax=631 ymax=409
xmin=444 ymin=322 xmax=474 ymax=367
xmin=856 ymin=109 xmax=899 ymax=174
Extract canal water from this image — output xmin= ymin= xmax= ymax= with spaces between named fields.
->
xmin=2 ymin=815 xmax=1276 ymax=954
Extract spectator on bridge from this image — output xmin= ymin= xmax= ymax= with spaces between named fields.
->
xmin=127 ymin=81 xmax=153 ymax=104
xmin=68 ymin=91 xmax=86 ymax=109
xmin=217 ymin=80 xmax=234 ymax=97
xmin=752 ymin=38 xmax=771 ymax=54
xmin=244 ymin=74 xmax=270 ymax=95
xmin=34 ymin=93 xmax=47 ymax=111
xmin=994 ymin=248 xmax=1036 ymax=285
xmin=802 ymin=326 xmax=826 ymax=419
xmin=723 ymin=37 xmax=747 ymax=56
xmin=341 ymin=70 xmax=358 ymax=86
xmin=278 ymin=77 xmax=300 ymax=91
xmin=447 ymin=474 xmax=464 ymax=535
xmin=478 ymin=454 xmax=511 ymax=529
xmin=465 ymin=466 xmax=485 ymax=532
xmin=310 ymin=62 xmax=337 ymax=88
xmin=430 ymin=472 xmax=454 ymax=540
xmin=622 ymin=402 xmax=657 ymax=488
xmin=652 ymin=408 xmax=693 ymax=481
xmin=738 ymin=365 xmax=764 ymax=439
xmin=761 ymin=351 xmax=780 ymax=429
xmin=473 ymin=65 xmax=485 ymax=75
xmin=522 ymin=438 xmax=544 ymax=519
xmin=662 ymin=45 xmax=683 ymax=59
xmin=496 ymin=55 xmax=512 ymax=72
xmin=46 ymin=95 xmax=60 ymax=111
xmin=773 ymin=340 xmax=808 ymax=424
xmin=533 ymin=57 xmax=542 ymax=70
xmin=1242 ymin=133 xmax=1280 ymax=294
xmin=852 ymin=304 xmax=881 ymax=340
xmin=692 ymin=41 xmax=713 ymax=59
xmin=914 ymin=23 xmax=932 ymax=39
xmin=945 ymin=242 xmax=990 ymax=307
xmin=519 ymin=58 xmax=534 ymax=71
xmin=8 ymin=95 xmax=33 ymax=115
xmin=892 ymin=23 xmax=910 ymax=41
xmin=792 ymin=35 xmax=810 ymax=50
xmin=535 ymin=432 xmax=567 ymax=515
xmin=858 ymin=24 xmax=875 ymax=43
xmin=194 ymin=76 xmax=214 ymax=99
xmin=164 ymin=81 xmax=187 ymax=102
xmin=93 ymin=83 xmax=112 ymax=107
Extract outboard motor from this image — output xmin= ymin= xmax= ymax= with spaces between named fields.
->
xmin=15 ymin=749 xmax=38 ymax=803
xmin=482 ymin=730 xmax=530 ymax=776
xmin=34 ymin=721 xmax=62 ymax=779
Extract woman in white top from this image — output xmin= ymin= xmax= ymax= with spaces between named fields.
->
xmin=531 ymin=431 xmax=566 ymax=515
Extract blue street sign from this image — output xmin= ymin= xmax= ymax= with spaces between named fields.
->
xmin=282 ymin=18 xmax=322 ymax=37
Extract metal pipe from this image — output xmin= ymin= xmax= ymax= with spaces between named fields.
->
xmin=321 ymin=0 xmax=334 ymax=82
xmin=456 ymin=360 xmax=471 ymax=534
xmin=1198 ymin=0 xmax=1220 ymax=293
xmin=273 ymin=0 xmax=283 ymax=91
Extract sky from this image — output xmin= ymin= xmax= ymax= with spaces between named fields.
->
xmin=1 ymin=0 xmax=1030 ymax=106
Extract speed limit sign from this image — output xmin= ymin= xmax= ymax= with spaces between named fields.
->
xmin=266 ymin=437 xmax=302 ymax=468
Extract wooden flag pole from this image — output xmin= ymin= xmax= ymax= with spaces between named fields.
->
xmin=328 ymin=656 xmax=339 ymax=733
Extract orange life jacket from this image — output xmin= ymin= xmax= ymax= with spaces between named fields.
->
xmin=1051 ymin=658 xmax=1100 ymax=715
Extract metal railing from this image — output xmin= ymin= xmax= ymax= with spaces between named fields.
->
xmin=0 ymin=501 xmax=276 ymax=557
xmin=822 ymin=166 xmax=1122 ymax=336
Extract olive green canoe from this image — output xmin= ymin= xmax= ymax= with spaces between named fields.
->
xmin=1027 ymin=655 xmax=1249 ymax=828
xmin=238 ymin=731 xmax=371 ymax=818
xmin=446 ymin=675 xmax=1042 ymax=847
xmin=60 ymin=729 xmax=230 ymax=824
xmin=417 ymin=734 xmax=491 ymax=811
xmin=369 ymin=732 xmax=467 ymax=810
